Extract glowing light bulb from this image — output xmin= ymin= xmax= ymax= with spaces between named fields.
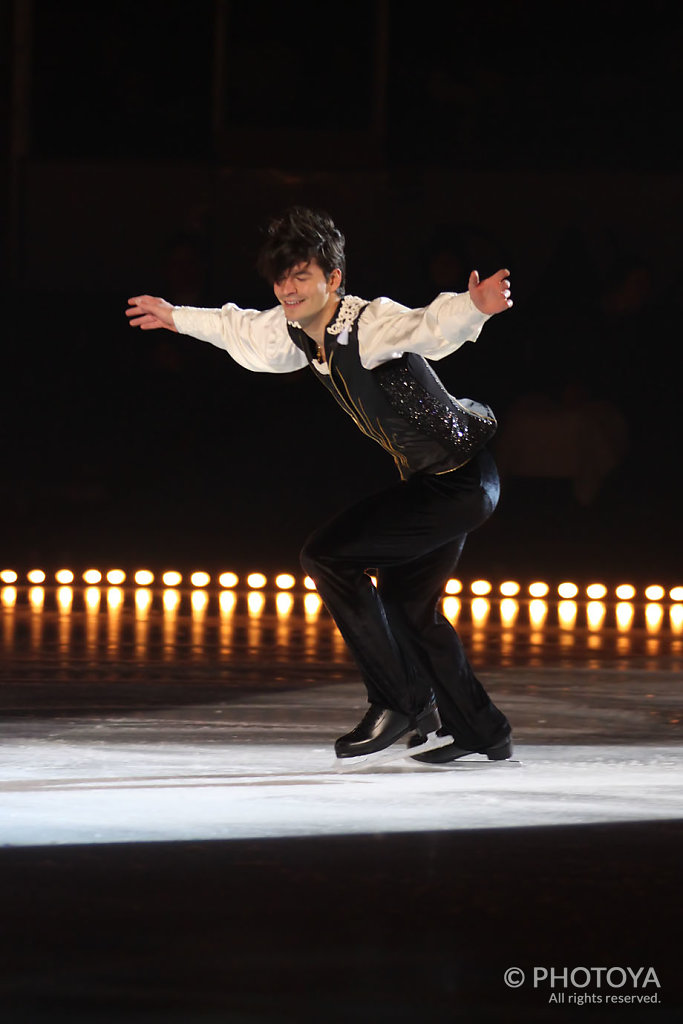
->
xmin=55 ymin=569 xmax=74 ymax=585
xmin=246 ymin=573 xmax=266 ymax=589
xmin=558 ymin=582 xmax=579 ymax=599
xmin=106 ymin=570 xmax=126 ymax=585
xmin=134 ymin=570 xmax=154 ymax=586
xmin=529 ymin=581 xmax=549 ymax=598
xmin=670 ymin=586 xmax=683 ymax=602
xmin=645 ymin=584 xmax=665 ymax=602
xmin=162 ymin=571 xmax=182 ymax=587
xmin=218 ymin=572 xmax=238 ymax=588
xmin=615 ymin=584 xmax=636 ymax=601
xmin=27 ymin=570 xmax=46 ymax=584
xmin=440 ymin=579 xmax=460 ymax=596
xmin=471 ymin=580 xmax=491 ymax=596
xmin=303 ymin=576 xmax=317 ymax=591
xmin=499 ymin=581 xmax=520 ymax=597
xmin=191 ymin=572 xmax=210 ymax=588
xmin=274 ymin=574 xmax=295 ymax=590
xmin=586 ymin=583 xmax=607 ymax=600
xmin=83 ymin=569 xmax=102 ymax=584
xmin=0 ymin=570 xmax=18 ymax=584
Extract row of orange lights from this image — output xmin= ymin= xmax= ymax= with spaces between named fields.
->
xmin=0 ymin=569 xmax=285 ymax=590
xmin=446 ymin=580 xmax=683 ymax=602
xmin=0 ymin=569 xmax=681 ymax=603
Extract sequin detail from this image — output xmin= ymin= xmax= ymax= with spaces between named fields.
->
xmin=327 ymin=296 xmax=367 ymax=336
xmin=374 ymin=362 xmax=497 ymax=465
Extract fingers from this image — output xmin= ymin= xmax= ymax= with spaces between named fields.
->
xmin=127 ymin=314 xmax=163 ymax=329
xmin=494 ymin=268 xmax=512 ymax=308
xmin=126 ymin=307 xmax=152 ymax=325
xmin=126 ymin=295 xmax=175 ymax=330
xmin=126 ymin=295 xmax=163 ymax=312
xmin=502 ymin=272 xmax=512 ymax=307
xmin=126 ymin=297 xmax=150 ymax=320
xmin=473 ymin=269 xmax=513 ymax=312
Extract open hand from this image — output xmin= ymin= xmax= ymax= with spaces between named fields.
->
xmin=126 ymin=295 xmax=178 ymax=332
xmin=468 ymin=269 xmax=512 ymax=315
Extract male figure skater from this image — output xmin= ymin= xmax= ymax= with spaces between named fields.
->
xmin=127 ymin=207 xmax=513 ymax=765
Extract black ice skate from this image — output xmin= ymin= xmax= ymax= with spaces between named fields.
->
xmin=333 ymin=697 xmax=452 ymax=771
xmin=409 ymin=730 xmax=520 ymax=766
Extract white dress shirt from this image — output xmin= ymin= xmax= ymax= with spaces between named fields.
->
xmin=171 ymin=292 xmax=489 ymax=375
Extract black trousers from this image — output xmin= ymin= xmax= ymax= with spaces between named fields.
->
xmin=300 ymin=449 xmax=510 ymax=751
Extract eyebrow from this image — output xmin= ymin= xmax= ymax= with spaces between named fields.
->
xmin=276 ymin=264 xmax=311 ymax=284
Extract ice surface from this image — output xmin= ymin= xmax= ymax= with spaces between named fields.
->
xmin=1 ymin=727 xmax=682 ymax=846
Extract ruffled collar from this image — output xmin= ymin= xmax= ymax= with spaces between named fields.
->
xmin=326 ymin=295 xmax=367 ymax=335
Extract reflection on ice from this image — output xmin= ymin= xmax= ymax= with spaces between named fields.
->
xmin=2 ymin=585 xmax=683 ymax=673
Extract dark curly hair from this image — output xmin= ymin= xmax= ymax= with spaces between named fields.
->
xmin=256 ymin=207 xmax=346 ymax=297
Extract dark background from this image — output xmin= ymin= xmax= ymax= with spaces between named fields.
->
xmin=2 ymin=0 xmax=682 ymax=581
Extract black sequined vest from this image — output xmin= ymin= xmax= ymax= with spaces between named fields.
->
xmin=287 ymin=296 xmax=497 ymax=481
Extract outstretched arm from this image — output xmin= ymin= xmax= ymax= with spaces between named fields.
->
xmin=468 ymin=269 xmax=512 ymax=315
xmin=358 ymin=270 xmax=512 ymax=369
xmin=126 ymin=294 xmax=308 ymax=374
xmin=126 ymin=295 xmax=178 ymax=332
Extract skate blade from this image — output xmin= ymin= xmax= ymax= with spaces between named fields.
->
xmin=422 ymin=757 xmax=524 ymax=769
xmin=332 ymin=731 xmax=454 ymax=773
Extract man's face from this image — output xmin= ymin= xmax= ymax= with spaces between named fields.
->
xmin=273 ymin=260 xmax=340 ymax=325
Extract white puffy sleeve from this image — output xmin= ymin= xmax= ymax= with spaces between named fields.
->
xmin=171 ymin=303 xmax=308 ymax=374
xmin=358 ymin=292 xmax=490 ymax=370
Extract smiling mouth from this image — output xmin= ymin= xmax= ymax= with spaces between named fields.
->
xmin=283 ymin=299 xmax=305 ymax=318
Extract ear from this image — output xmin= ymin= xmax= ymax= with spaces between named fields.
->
xmin=328 ymin=268 xmax=343 ymax=291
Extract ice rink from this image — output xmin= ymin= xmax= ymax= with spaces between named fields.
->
xmin=1 ymin=695 xmax=682 ymax=847
xmin=0 ymin=582 xmax=681 ymax=1021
